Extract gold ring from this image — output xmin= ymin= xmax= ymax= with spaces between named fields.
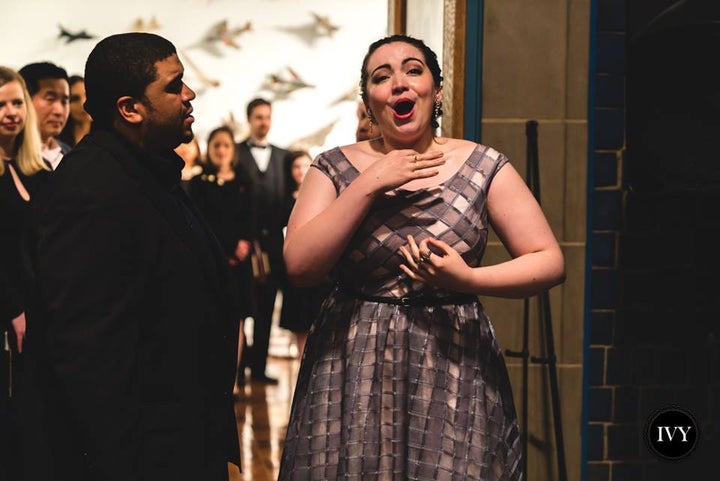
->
xmin=419 ymin=251 xmax=432 ymax=263
xmin=413 ymin=154 xmax=418 ymax=163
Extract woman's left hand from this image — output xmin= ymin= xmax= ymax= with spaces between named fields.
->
xmin=398 ymin=235 xmax=473 ymax=292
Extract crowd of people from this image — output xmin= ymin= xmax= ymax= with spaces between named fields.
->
xmin=1 ymin=30 xmax=564 ymax=481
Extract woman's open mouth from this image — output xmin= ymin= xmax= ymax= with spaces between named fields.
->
xmin=392 ymin=99 xmax=415 ymax=120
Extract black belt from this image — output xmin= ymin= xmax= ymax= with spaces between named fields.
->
xmin=339 ymin=288 xmax=477 ymax=307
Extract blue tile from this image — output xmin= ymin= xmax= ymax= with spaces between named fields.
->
xmin=588 ymin=387 xmax=613 ymax=422
xmin=607 ymin=424 xmax=640 ymax=459
xmin=592 ymin=232 xmax=616 ymax=267
xmin=590 ymin=311 xmax=614 ymax=345
xmin=587 ymin=463 xmax=610 ymax=481
xmin=614 ymin=386 xmax=639 ymax=422
xmin=598 ymin=0 xmax=626 ymax=32
xmin=591 ymin=268 xmax=620 ymax=309
xmin=612 ymin=463 xmax=642 ymax=481
xmin=594 ymin=152 xmax=618 ymax=187
xmin=596 ymin=32 xmax=625 ymax=74
xmin=606 ymin=347 xmax=630 ymax=384
xmin=587 ymin=424 xmax=605 ymax=461
xmin=592 ymin=190 xmax=622 ymax=231
xmin=595 ymin=74 xmax=625 ymax=109
xmin=588 ymin=347 xmax=606 ymax=386
xmin=594 ymin=108 xmax=625 ymax=150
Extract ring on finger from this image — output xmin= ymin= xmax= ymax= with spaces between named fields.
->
xmin=419 ymin=251 xmax=432 ymax=263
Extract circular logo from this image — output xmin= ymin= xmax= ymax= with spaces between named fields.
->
xmin=645 ymin=407 xmax=699 ymax=461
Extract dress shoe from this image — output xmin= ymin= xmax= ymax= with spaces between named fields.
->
xmin=251 ymin=373 xmax=279 ymax=385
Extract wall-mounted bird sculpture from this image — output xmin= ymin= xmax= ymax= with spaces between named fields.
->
xmin=261 ymin=66 xmax=315 ymax=100
xmin=195 ymin=19 xmax=253 ymax=56
xmin=58 ymin=25 xmax=96 ymax=43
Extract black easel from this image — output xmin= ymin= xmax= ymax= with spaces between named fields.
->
xmin=505 ymin=120 xmax=567 ymax=481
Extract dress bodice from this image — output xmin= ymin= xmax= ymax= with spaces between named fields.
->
xmin=311 ymin=144 xmax=508 ymax=298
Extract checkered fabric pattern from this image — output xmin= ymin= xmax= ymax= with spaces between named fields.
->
xmin=278 ymin=145 xmax=522 ymax=481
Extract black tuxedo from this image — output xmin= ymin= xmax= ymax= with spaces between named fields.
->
xmin=235 ymin=140 xmax=289 ymax=378
xmin=21 ymin=130 xmax=241 ymax=481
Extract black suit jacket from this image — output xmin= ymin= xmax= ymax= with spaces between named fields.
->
xmin=22 ymin=130 xmax=241 ymax=481
xmin=235 ymin=140 xmax=289 ymax=279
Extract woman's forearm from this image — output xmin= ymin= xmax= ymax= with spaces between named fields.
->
xmin=468 ymin=247 xmax=566 ymax=298
xmin=284 ymin=175 xmax=379 ymax=286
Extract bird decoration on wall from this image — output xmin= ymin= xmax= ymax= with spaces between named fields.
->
xmin=331 ymin=85 xmax=361 ymax=106
xmin=131 ymin=16 xmax=161 ymax=32
xmin=195 ymin=19 xmax=253 ymax=56
xmin=178 ymin=49 xmax=221 ymax=95
xmin=276 ymin=12 xmax=340 ymax=46
xmin=261 ymin=66 xmax=315 ymax=100
xmin=290 ymin=119 xmax=338 ymax=151
xmin=311 ymin=12 xmax=340 ymax=37
xmin=57 ymin=25 xmax=96 ymax=43
xmin=221 ymin=111 xmax=246 ymax=141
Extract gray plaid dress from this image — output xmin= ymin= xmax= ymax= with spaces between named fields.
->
xmin=278 ymin=145 xmax=522 ymax=481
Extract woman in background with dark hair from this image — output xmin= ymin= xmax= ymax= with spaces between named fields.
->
xmin=278 ymin=150 xmax=332 ymax=358
xmin=188 ymin=125 xmax=253 ymax=395
xmin=58 ymin=75 xmax=91 ymax=147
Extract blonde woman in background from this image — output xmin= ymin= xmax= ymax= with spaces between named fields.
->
xmin=0 ymin=65 xmax=49 ymax=481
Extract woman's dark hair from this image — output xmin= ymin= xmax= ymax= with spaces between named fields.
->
xmin=58 ymin=75 xmax=88 ymax=147
xmin=285 ymin=150 xmax=311 ymax=191
xmin=205 ymin=125 xmax=237 ymax=168
xmin=359 ymin=34 xmax=443 ymax=129
xmin=84 ymin=33 xmax=176 ymax=129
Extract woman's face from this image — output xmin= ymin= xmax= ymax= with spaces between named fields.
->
xmin=69 ymin=80 xmax=91 ymax=123
xmin=364 ymin=41 xmax=439 ymax=140
xmin=291 ymin=154 xmax=312 ymax=187
xmin=0 ymin=80 xmax=27 ymax=143
xmin=208 ymin=130 xmax=235 ymax=169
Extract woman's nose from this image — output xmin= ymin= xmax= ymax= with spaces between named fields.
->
xmin=391 ymin=74 xmax=408 ymax=93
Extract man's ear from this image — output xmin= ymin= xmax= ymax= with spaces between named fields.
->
xmin=116 ymin=96 xmax=145 ymax=125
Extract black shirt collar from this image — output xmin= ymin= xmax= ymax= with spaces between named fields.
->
xmin=93 ymin=129 xmax=184 ymax=190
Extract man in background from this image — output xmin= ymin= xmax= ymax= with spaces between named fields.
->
xmin=22 ymin=33 xmax=240 ymax=480
xmin=235 ymin=97 xmax=290 ymax=385
xmin=355 ymin=99 xmax=372 ymax=141
xmin=18 ymin=62 xmax=70 ymax=169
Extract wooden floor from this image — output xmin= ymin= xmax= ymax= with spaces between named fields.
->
xmin=229 ymin=355 xmax=300 ymax=481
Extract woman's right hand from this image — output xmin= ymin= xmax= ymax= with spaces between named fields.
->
xmin=362 ymin=149 xmax=445 ymax=194
xmin=11 ymin=311 xmax=26 ymax=353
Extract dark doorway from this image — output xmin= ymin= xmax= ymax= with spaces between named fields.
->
xmin=624 ymin=0 xmax=720 ymax=477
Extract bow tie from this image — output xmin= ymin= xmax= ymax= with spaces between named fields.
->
xmin=248 ymin=141 xmax=268 ymax=149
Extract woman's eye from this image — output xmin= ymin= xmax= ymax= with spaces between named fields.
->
xmin=372 ymin=75 xmax=389 ymax=83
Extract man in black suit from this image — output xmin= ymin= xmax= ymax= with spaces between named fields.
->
xmin=235 ymin=98 xmax=289 ymax=385
xmin=18 ymin=62 xmax=71 ymax=170
xmin=21 ymin=33 xmax=241 ymax=481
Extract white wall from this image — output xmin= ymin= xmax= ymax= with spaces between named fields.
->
xmin=2 ymin=0 xmax=387 ymax=156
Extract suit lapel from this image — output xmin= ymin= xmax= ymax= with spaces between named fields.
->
xmin=91 ymin=132 xmax=224 ymax=291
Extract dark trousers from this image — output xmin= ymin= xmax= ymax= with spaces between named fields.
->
xmin=240 ymin=278 xmax=278 ymax=377
xmin=1 ymin=331 xmax=23 ymax=481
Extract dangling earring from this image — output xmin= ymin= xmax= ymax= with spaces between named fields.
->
xmin=367 ymin=108 xmax=375 ymax=136
xmin=433 ymin=98 xmax=442 ymax=121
